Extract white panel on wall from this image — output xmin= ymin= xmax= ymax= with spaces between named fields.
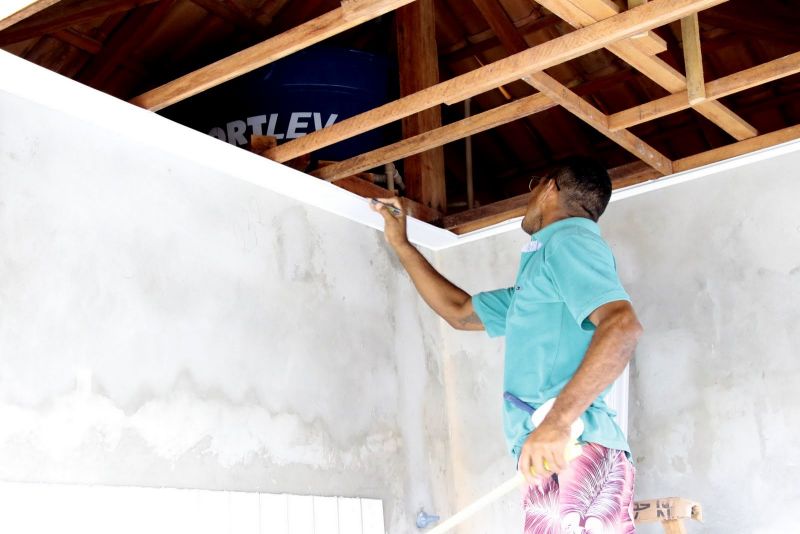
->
xmin=260 ymin=493 xmax=289 ymax=534
xmin=0 ymin=482 xmax=384 ymax=534
xmin=337 ymin=497 xmax=363 ymax=534
xmin=360 ymin=498 xmax=385 ymax=534
xmin=287 ymin=495 xmax=315 ymax=534
xmin=313 ymin=496 xmax=339 ymax=534
xmin=229 ymin=491 xmax=260 ymax=534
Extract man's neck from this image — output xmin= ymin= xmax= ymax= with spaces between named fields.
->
xmin=540 ymin=209 xmax=582 ymax=230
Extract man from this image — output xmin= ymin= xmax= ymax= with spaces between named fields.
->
xmin=371 ymin=157 xmax=642 ymax=533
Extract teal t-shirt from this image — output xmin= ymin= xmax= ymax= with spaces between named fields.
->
xmin=472 ymin=217 xmax=631 ymax=459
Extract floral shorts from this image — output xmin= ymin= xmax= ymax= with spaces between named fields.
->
xmin=522 ymin=443 xmax=636 ymax=534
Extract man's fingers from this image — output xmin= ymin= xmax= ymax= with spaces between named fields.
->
xmin=518 ymin=452 xmax=537 ymax=486
xmin=376 ymin=197 xmax=404 ymax=211
xmin=531 ymin=452 xmax=548 ymax=482
xmin=544 ymin=449 xmax=563 ymax=474
xmin=551 ymin=446 xmax=567 ymax=472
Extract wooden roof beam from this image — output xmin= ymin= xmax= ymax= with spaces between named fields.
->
xmin=472 ymin=0 xmax=671 ymax=174
xmin=538 ymin=0 xmax=756 ymax=141
xmin=609 ymin=51 xmax=800 ymax=130
xmin=396 ymin=0 xmax=446 ymax=211
xmin=267 ymin=0 xmax=728 ymax=164
xmin=0 ymin=0 xmax=61 ymax=32
xmin=673 ymin=123 xmax=800 ymax=171
xmin=129 ymin=0 xmax=419 ymax=111
xmin=311 ymin=93 xmax=557 ymax=182
xmin=680 ymin=12 xmax=705 ymax=105
xmin=0 ymin=0 xmax=161 ymax=45
xmin=442 ymin=123 xmax=800 ymax=234
xmin=523 ymin=73 xmax=672 ymax=174
xmin=569 ymin=0 xmax=668 ymax=55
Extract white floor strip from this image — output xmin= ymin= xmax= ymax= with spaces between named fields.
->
xmin=0 ymin=481 xmax=385 ymax=534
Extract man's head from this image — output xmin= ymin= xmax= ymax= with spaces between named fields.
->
xmin=521 ymin=156 xmax=612 ymax=235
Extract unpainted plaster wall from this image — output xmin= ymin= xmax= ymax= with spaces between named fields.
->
xmin=434 ymin=149 xmax=800 ymax=533
xmin=0 ymin=90 xmax=453 ymax=532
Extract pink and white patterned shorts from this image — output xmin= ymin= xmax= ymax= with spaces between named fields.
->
xmin=522 ymin=443 xmax=636 ymax=534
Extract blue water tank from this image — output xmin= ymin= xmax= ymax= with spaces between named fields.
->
xmin=160 ymin=47 xmax=396 ymax=161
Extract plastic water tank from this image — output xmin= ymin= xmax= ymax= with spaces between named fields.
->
xmin=159 ymin=47 xmax=396 ymax=162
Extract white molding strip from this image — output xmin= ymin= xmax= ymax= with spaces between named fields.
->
xmin=2 ymin=50 xmax=798 ymax=251
xmin=0 ymin=481 xmax=385 ymax=534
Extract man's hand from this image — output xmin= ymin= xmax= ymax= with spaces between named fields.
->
xmin=517 ymin=419 xmax=572 ymax=486
xmin=370 ymin=197 xmax=408 ymax=250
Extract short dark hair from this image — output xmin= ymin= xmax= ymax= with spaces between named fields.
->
xmin=551 ymin=156 xmax=612 ymax=221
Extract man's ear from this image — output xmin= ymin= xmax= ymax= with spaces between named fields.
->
xmin=544 ymin=178 xmax=559 ymax=201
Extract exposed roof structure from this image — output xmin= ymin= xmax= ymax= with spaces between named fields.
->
xmin=3 ymin=0 xmax=799 ymax=233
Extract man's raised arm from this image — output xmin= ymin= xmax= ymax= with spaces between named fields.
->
xmin=371 ymin=197 xmax=483 ymax=331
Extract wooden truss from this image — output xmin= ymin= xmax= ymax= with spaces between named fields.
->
xmin=4 ymin=0 xmax=797 ymax=234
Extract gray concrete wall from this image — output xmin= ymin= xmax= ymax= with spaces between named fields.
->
xmin=4 ymin=83 xmax=799 ymax=534
xmin=434 ymin=149 xmax=800 ymax=533
xmin=0 ymin=90 xmax=453 ymax=532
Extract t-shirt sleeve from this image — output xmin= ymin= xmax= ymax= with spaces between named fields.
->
xmin=471 ymin=288 xmax=514 ymax=338
xmin=544 ymin=232 xmax=630 ymax=328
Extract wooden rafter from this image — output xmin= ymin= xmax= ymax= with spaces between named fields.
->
xmin=564 ymin=0 xmax=668 ymax=55
xmin=0 ymin=0 xmax=61 ymax=32
xmin=537 ymin=0 xmax=757 ymax=141
xmin=266 ymin=0 xmax=728 ymax=164
xmin=609 ymin=51 xmax=800 ymax=130
xmin=79 ymin=0 xmax=177 ymax=89
xmin=680 ymin=12 xmax=705 ymax=104
xmin=311 ymin=93 xmax=557 ymax=182
xmin=396 ymin=0 xmax=446 ymax=211
xmin=523 ymin=73 xmax=672 ymax=174
xmin=441 ymin=13 xmax=561 ymax=63
xmin=473 ymin=0 xmax=672 ymax=175
xmin=0 ymin=0 xmax=161 ymax=45
xmin=673 ymin=124 xmax=800 ymax=171
xmin=443 ymin=123 xmax=800 ymax=234
xmin=129 ymin=0 xmax=419 ymax=111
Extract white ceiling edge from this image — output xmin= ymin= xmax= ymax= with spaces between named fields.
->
xmin=3 ymin=50 xmax=799 ymax=251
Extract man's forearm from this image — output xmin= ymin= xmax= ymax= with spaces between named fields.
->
xmin=544 ymin=307 xmax=642 ymax=429
xmin=394 ymin=242 xmax=477 ymax=326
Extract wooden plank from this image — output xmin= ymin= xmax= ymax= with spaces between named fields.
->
xmin=673 ymin=124 xmax=800 ymax=171
xmin=446 ymin=124 xmax=800 ymax=233
xmin=608 ymin=160 xmax=660 ymax=188
xmin=51 ymin=29 xmax=102 ymax=54
xmin=680 ymin=12 xmax=705 ymax=104
xmin=0 ymin=0 xmax=161 ymax=45
xmin=662 ymin=520 xmax=688 ymax=534
xmin=0 ymin=0 xmax=61 ymax=32
xmin=129 ymin=0 xmax=418 ymax=111
xmin=79 ymin=0 xmax=177 ymax=89
xmin=312 ymin=93 xmax=556 ymax=181
xmin=396 ymin=0 xmax=446 ymax=211
xmin=266 ymin=0 xmax=728 ymax=163
xmin=441 ymin=14 xmax=561 ymax=63
xmin=442 ymin=192 xmax=531 ymax=234
xmin=609 ymin=51 xmax=800 ymax=130
xmin=570 ymin=0 xmax=667 ymax=55
xmin=333 ymin=176 xmax=442 ymax=223
xmin=473 ymin=0 xmax=670 ymax=174
xmin=539 ymin=0 xmax=756 ymax=141
xmin=523 ymin=73 xmax=672 ymax=174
